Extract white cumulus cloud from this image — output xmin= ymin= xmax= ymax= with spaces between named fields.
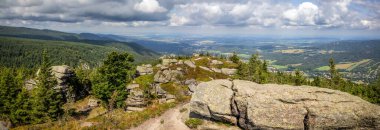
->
xmin=283 ymin=2 xmax=319 ymax=26
xmin=134 ymin=0 xmax=167 ymax=13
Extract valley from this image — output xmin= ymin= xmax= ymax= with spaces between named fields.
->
xmin=113 ymin=34 xmax=380 ymax=83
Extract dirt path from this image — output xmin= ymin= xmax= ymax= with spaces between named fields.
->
xmin=129 ymin=104 xmax=190 ymax=130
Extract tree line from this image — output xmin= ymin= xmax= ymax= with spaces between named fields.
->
xmin=0 ymin=50 xmax=136 ymax=126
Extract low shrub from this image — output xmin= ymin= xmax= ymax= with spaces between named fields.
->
xmin=185 ymin=118 xmax=204 ymax=128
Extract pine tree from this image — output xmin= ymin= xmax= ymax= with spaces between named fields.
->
xmin=294 ymin=69 xmax=303 ymax=86
xmin=248 ymin=53 xmax=261 ymax=82
xmin=32 ymin=50 xmax=64 ymax=123
xmin=92 ymin=52 xmax=135 ymax=110
xmin=0 ymin=68 xmax=23 ymax=122
xmin=235 ymin=62 xmax=249 ymax=80
xmin=312 ymin=77 xmax=322 ymax=87
xmin=262 ymin=60 xmax=268 ymax=73
xmin=11 ymin=88 xmax=33 ymax=125
xmin=329 ymin=58 xmax=341 ymax=86
xmin=229 ymin=52 xmax=240 ymax=64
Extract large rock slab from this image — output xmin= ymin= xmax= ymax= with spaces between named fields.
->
xmin=190 ymin=79 xmax=236 ymax=124
xmin=184 ymin=60 xmax=196 ymax=68
xmin=210 ymin=60 xmax=223 ymax=65
xmin=190 ymin=79 xmax=380 ymax=130
xmin=162 ymin=59 xmax=178 ymax=66
xmin=51 ymin=65 xmax=74 ymax=86
xmin=154 ymin=67 xmax=183 ymax=83
xmin=221 ymin=68 xmax=237 ymax=76
xmin=136 ymin=64 xmax=153 ymax=76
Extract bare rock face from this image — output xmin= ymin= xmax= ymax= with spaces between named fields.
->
xmin=151 ymin=84 xmax=177 ymax=104
xmin=184 ymin=60 xmax=196 ymax=68
xmin=199 ymin=66 xmax=213 ymax=72
xmin=190 ymin=80 xmax=380 ymax=130
xmin=211 ymin=68 xmax=222 ymax=73
xmin=0 ymin=121 xmax=10 ymax=130
xmin=52 ymin=65 xmax=79 ymax=102
xmin=51 ymin=65 xmax=74 ymax=89
xmin=136 ymin=64 xmax=153 ymax=76
xmin=88 ymin=98 xmax=99 ymax=108
xmin=162 ymin=59 xmax=178 ymax=66
xmin=221 ymin=68 xmax=237 ymax=76
xmin=210 ymin=60 xmax=223 ymax=65
xmin=154 ymin=68 xmax=183 ymax=83
xmin=190 ymin=79 xmax=236 ymax=124
xmin=125 ymin=84 xmax=147 ymax=112
xmin=24 ymin=79 xmax=37 ymax=91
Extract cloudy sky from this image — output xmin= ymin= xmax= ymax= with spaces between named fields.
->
xmin=0 ymin=0 xmax=379 ymax=38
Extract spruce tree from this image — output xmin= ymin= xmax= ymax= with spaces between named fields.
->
xmin=11 ymin=88 xmax=33 ymax=125
xmin=0 ymin=68 xmax=22 ymax=122
xmin=294 ymin=69 xmax=303 ymax=86
xmin=329 ymin=58 xmax=341 ymax=86
xmin=32 ymin=50 xmax=64 ymax=123
xmin=229 ymin=52 xmax=240 ymax=64
xmin=235 ymin=62 xmax=249 ymax=80
xmin=92 ymin=52 xmax=135 ymax=110
xmin=248 ymin=53 xmax=261 ymax=82
xmin=312 ymin=77 xmax=322 ymax=87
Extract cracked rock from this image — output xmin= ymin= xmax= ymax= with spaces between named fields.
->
xmin=190 ymin=79 xmax=380 ymax=130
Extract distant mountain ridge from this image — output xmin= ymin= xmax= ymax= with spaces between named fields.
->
xmin=0 ymin=25 xmax=160 ymax=67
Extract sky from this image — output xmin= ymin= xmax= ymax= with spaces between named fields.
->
xmin=0 ymin=0 xmax=379 ymax=38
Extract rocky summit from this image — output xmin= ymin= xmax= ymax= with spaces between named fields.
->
xmin=190 ymin=79 xmax=380 ymax=130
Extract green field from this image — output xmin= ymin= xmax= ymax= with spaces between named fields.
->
xmin=271 ymin=65 xmax=288 ymax=70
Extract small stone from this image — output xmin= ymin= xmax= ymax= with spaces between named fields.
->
xmin=88 ymin=99 xmax=99 ymax=107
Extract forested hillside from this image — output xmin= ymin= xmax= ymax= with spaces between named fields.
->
xmin=0 ymin=37 xmax=158 ymax=68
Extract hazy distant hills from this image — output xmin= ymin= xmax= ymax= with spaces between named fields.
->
xmin=0 ymin=26 xmax=159 ymax=68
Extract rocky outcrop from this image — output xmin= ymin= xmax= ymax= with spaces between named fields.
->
xmin=184 ymin=60 xmax=196 ymax=68
xmin=177 ymin=60 xmax=184 ymax=65
xmin=125 ymin=84 xmax=147 ymax=112
xmin=190 ymin=80 xmax=380 ymax=130
xmin=211 ymin=68 xmax=222 ymax=73
xmin=136 ymin=64 xmax=153 ymax=76
xmin=154 ymin=68 xmax=183 ymax=83
xmin=0 ymin=121 xmax=10 ymax=130
xmin=52 ymin=65 xmax=76 ymax=101
xmin=190 ymin=79 xmax=236 ymax=124
xmin=24 ymin=79 xmax=37 ymax=91
xmin=51 ymin=65 xmax=74 ymax=90
xmin=151 ymin=84 xmax=176 ymax=103
xmin=51 ymin=65 xmax=89 ymax=102
xmin=199 ymin=66 xmax=213 ymax=72
xmin=221 ymin=68 xmax=237 ymax=76
xmin=88 ymin=98 xmax=99 ymax=107
xmin=25 ymin=65 xmax=88 ymax=102
xmin=210 ymin=60 xmax=223 ymax=65
xmin=162 ymin=59 xmax=178 ymax=66
xmin=185 ymin=79 xmax=198 ymax=93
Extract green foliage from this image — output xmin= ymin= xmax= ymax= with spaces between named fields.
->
xmin=234 ymin=62 xmax=249 ymax=79
xmin=329 ymin=58 xmax=342 ymax=87
xmin=0 ymin=67 xmax=24 ymax=123
xmin=185 ymin=67 xmax=228 ymax=82
xmin=0 ymin=36 xmax=157 ymax=68
xmin=185 ymin=118 xmax=204 ymax=128
xmin=294 ymin=69 xmax=304 ymax=86
xmin=235 ymin=54 xmax=380 ymax=104
xmin=160 ymin=82 xmax=189 ymax=102
xmin=92 ymin=52 xmax=135 ymax=109
xmin=236 ymin=53 xmax=270 ymax=84
xmin=312 ymin=77 xmax=322 ymax=87
xmin=31 ymin=50 xmax=64 ymax=123
xmin=229 ymin=52 xmax=240 ymax=64
xmin=134 ymin=74 xmax=154 ymax=98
